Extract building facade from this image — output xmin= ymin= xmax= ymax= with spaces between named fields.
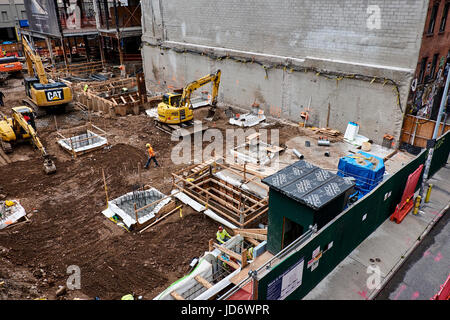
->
xmin=401 ymin=0 xmax=450 ymax=149
xmin=0 ymin=0 xmax=27 ymax=41
xmin=140 ymin=0 xmax=429 ymax=145
xmin=415 ymin=0 xmax=450 ymax=85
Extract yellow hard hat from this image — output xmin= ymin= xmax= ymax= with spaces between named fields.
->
xmin=146 ymin=143 xmax=151 ymax=148
xmin=5 ymin=200 xmax=15 ymax=207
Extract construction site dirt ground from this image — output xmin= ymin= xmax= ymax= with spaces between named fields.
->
xmin=0 ymin=77 xmax=411 ymax=300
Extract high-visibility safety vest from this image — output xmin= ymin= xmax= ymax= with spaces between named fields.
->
xmin=216 ymin=229 xmax=231 ymax=243
xmin=121 ymin=294 xmax=134 ymax=300
xmin=247 ymin=247 xmax=254 ymax=260
xmin=147 ymin=146 xmax=155 ymax=157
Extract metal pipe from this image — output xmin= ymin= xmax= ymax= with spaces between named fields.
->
xmin=293 ymin=149 xmax=304 ymax=159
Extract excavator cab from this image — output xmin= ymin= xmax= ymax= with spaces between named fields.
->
xmin=24 ymin=77 xmax=40 ymax=98
xmin=162 ymin=93 xmax=182 ymax=108
xmin=158 ymin=93 xmax=193 ymax=124
xmin=13 ymin=106 xmax=36 ymax=132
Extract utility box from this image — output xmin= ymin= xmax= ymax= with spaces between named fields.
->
xmin=262 ymin=160 xmax=355 ymax=254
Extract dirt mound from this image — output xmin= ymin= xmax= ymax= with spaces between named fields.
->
xmin=0 ymin=141 xmax=219 ymax=299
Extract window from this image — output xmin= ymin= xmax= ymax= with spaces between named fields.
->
xmin=440 ymin=2 xmax=450 ymax=32
xmin=430 ymin=53 xmax=439 ymax=79
xmin=419 ymin=57 xmax=428 ymax=83
xmin=1 ymin=11 xmax=8 ymax=21
xmin=427 ymin=2 xmax=440 ymax=34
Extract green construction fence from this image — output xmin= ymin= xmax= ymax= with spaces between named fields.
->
xmin=257 ymin=130 xmax=450 ymax=300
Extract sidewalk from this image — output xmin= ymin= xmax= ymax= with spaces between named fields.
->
xmin=304 ymin=162 xmax=450 ymax=300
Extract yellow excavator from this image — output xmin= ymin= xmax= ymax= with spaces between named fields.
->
xmin=156 ymin=70 xmax=221 ymax=135
xmin=22 ymin=35 xmax=72 ymax=113
xmin=0 ymin=106 xmax=56 ymax=174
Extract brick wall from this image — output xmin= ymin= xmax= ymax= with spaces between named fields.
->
xmin=415 ymin=0 xmax=450 ymax=83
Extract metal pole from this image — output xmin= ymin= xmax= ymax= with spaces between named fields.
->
xmin=419 ymin=63 xmax=450 ymax=203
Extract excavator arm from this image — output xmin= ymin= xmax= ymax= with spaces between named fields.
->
xmin=12 ymin=108 xmax=56 ymax=174
xmin=21 ymin=36 xmax=48 ymax=84
xmin=180 ymin=70 xmax=221 ymax=108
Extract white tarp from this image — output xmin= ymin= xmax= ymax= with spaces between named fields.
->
xmin=0 ymin=200 xmax=26 ymax=229
xmin=57 ymin=130 xmax=107 ymax=153
xmin=102 ymin=188 xmax=171 ymax=228
xmin=229 ymin=113 xmax=266 ymax=127
xmin=171 ymin=190 xmax=205 ymax=212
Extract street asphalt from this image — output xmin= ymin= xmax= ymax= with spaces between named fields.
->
xmin=375 ymin=208 xmax=449 ymax=300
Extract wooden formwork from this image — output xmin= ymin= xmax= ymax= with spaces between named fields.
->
xmin=47 ymin=60 xmax=105 ymax=79
xmin=171 ymin=159 xmax=269 ymax=228
xmin=72 ymin=76 xmax=151 ymax=117
xmin=56 ymin=122 xmax=109 ymax=158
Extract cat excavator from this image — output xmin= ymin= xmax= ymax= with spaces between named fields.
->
xmin=21 ymin=35 xmax=72 ymax=114
xmin=0 ymin=106 xmax=56 ymax=174
xmin=156 ymin=70 xmax=221 ymax=136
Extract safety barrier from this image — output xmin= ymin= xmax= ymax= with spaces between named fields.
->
xmin=432 ymin=275 xmax=450 ymax=300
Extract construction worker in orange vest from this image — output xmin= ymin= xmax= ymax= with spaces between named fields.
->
xmin=144 ymin=143 xmax=160 ymax=169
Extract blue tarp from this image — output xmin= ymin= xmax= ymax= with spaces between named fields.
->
xmin=337 ymin=151 xmax=385 ymax=198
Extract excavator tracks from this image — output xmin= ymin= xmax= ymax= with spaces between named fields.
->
xmin=0 ymin=141 xmax=12 ymax=166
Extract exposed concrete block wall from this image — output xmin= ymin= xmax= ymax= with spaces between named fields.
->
xmin=141 ymin=0 xmax=429 ymax=145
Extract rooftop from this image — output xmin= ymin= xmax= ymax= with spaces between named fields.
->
xmin=262 ymin=160 xmax=355 ymax=210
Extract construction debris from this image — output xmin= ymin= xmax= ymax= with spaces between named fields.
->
xmin=0 ymin=200 xmax=27 ymax=230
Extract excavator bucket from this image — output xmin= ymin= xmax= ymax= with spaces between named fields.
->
xmin=204 ymin=107 xmax=217 ymax=121
xmin=43 ymin=158 xmax=56 ymax=174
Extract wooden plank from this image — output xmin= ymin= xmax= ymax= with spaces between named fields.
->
xmin=230 ymin=251 xmax=274 ymax=285
xmin=234 ymin=228 xmax=267 ymax=235
xmin=265 ymin=146 xmax=284 ymax=153
xmin=170 ymin=291 xmax=185 ymax=300
xmin=194 ymin=275 xmax=213 ymax=289
xmin=246 ymin=132 xmax=261 ymax=143
xmin=244 ymin=237 xmax=261 ymax=247
xmin=244 ymin=207 xmax=269 ymax=227
xmin=138 ymin=205 xmax=182 ymax=233
xmin=234 ymin=230 xmax=267 ymax=241
xmin=217 ymin=254 xmax=240 ymax=270
xmin=213 ymin=243 xmax=242 ymax=261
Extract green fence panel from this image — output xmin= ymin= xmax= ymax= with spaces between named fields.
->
xmin=257 ymin=149 xmax=428 ymax=300
xmin=429 ymin=131 xmax=450 ymax=178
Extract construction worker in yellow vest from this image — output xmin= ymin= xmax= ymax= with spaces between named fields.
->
xmin=247 ymin=246 xmax=254 ymax=260
xmin=216 ymin=226 xmax=231 ymax=244
xmin=144 ymin=143 xmax=160 ymax=169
